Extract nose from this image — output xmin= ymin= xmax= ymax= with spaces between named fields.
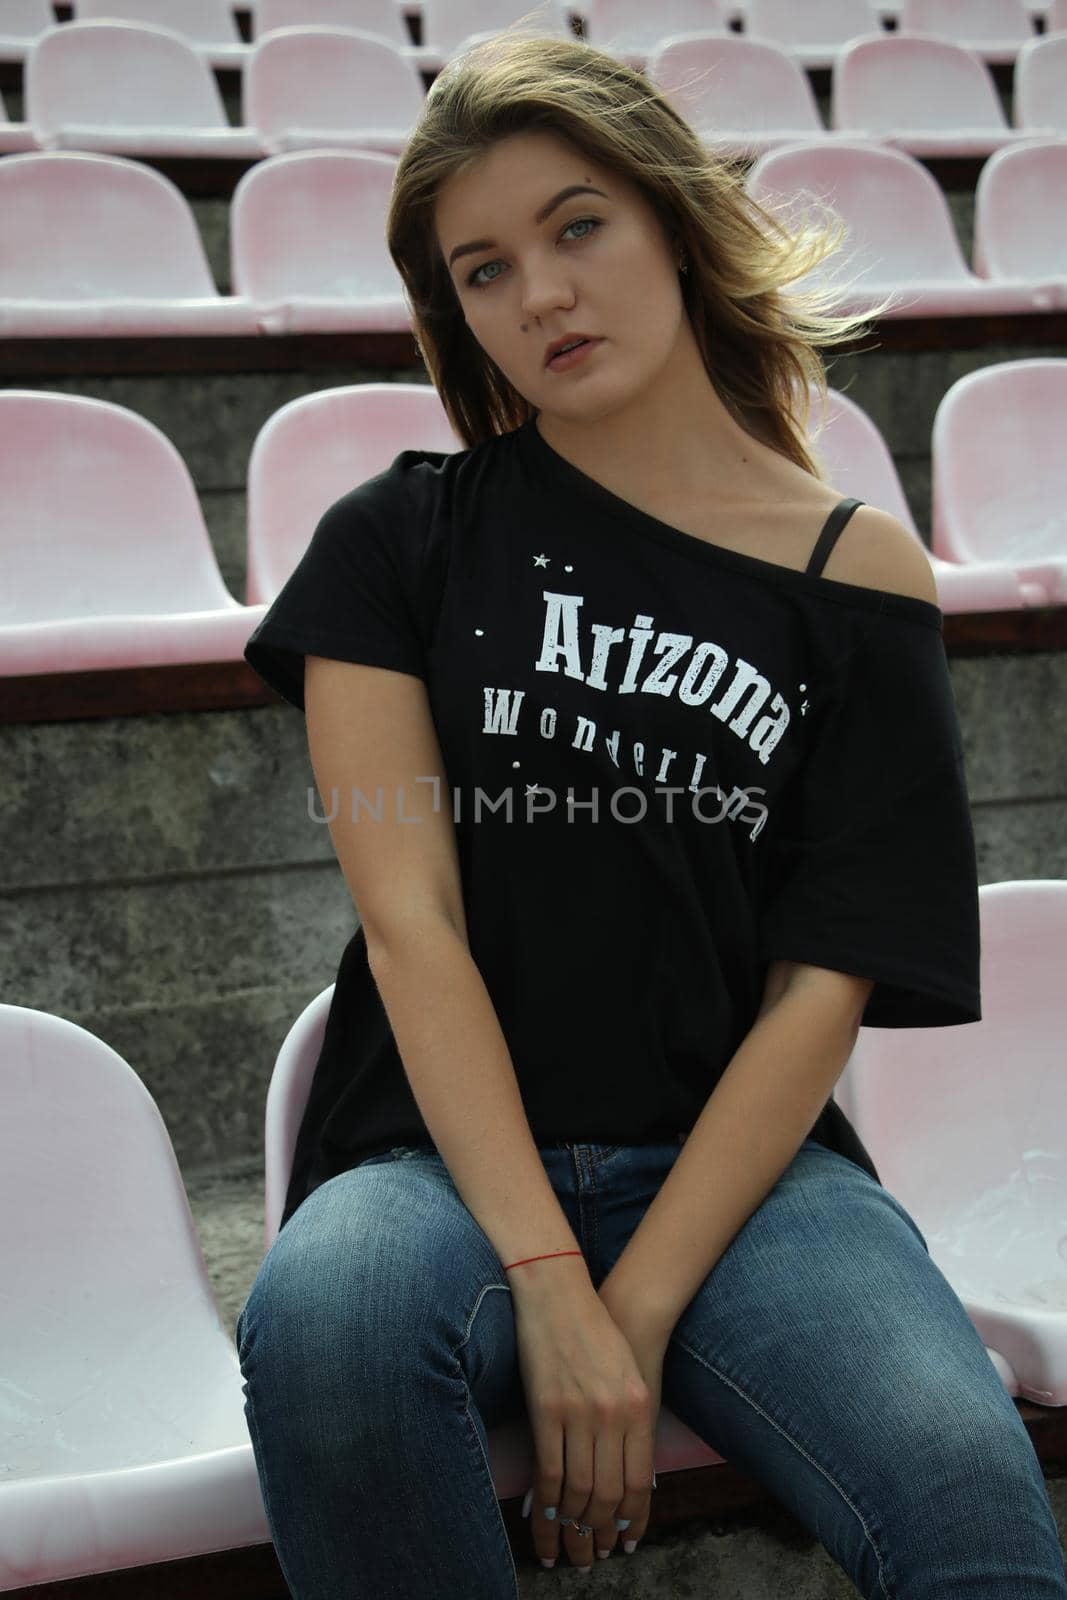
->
xmin=520 ymin=263 xmax=577 ymax=328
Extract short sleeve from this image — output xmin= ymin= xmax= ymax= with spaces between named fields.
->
xmin=756 ymin=608 xmax=981 ymax=1028
xmin=243 ymin=457 xmax=430 ymax=712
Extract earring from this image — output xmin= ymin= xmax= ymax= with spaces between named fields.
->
xmin=679 ymin=251 xmax=689 ymax=275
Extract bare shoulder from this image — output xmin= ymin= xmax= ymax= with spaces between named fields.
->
xmin=819 ymin=502 xmax=939 ymax=606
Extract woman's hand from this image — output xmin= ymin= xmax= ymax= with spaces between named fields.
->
xmin=513 ymin=1287 xmax=659 ymax=1572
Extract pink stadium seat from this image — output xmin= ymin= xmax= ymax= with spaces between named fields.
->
xmin=898 ymin=0 xmax=1035 ymax=65
xmin=742 ymin=0 xmax=884 ymax=70
xmin=0 ymin=0 xmax=54 ymax=65
xmin=583 ymin=0 xmax=727 ymax=69
xmin=747 ymin=139 xmax=1053 ymax=315
xmin=244 ymin=27 xmax=426 ymax=156
xmin=1050 ymin=0 xmax=1067 ymax=28
xmin=26 ymin=20 xmax=264 ymax=158
xmin=648 ymin=34 xmax=862 ymax=157
xmin=0 ymin=391 xmax=266 ymax=677
xmin=415 ymin=0 xmax=573 ymax=71
xmin=0 ymin=89 xmax=38 ymax=153
xmin=0 ymin=1004 xmax=270 ymax=1591
xmin=833 ymin=33 xmax=1039 ymax=156
xmin=246 ymin=383 xmax=462 ymax=604
xmin=931 ymin=359 xmax=1067 ymax=604
xmin=0 ymin=153 xmax=258 ymax=337
xmin=973 ymin=140 xmax=1067 ymax=308
xmin=836 ymin=882 xmax=1067 ymax=1406
xmin=808 ymin=385 xmax=1047 ymax=611
xmin=1014 ymin=33 xmax=1067 ymax=134
xmin=71 ymin=0 xmax=249 ymax=69
xmin=230 ymin=149 xmax=410 ymax=334
xmin=253 ymin=0 xmax=415 ymax=58
xmin=262 ymin=983 xmax=730 ymax=1498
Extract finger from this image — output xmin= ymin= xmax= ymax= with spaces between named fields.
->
xmin=528 ymin=1416 xmax=565 ymax=1567
xmin=615 ymin=1426 xmax=656 ymax=1551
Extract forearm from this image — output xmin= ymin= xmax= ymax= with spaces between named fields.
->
xmin=368 ymin=925 xmax=595 ymax=1306
xmin=600 ymin=971 xmax=868 ymax=1342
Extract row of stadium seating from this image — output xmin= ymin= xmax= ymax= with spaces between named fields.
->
xmin=4 ymin=877 xmax=1061 ymax=1590
xmin=2 ymin=0 xmax=1065 ymax=70
xmin=2 ymin=140 xmax=1064 ymax=341
xmin=2 ymin=365 xmax=1064 ymax=684
xmin=2 ymin=23 xmax=1066 ymax=161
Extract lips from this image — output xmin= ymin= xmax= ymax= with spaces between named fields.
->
xmin=545 ymin=336 xmax=598 ymax=366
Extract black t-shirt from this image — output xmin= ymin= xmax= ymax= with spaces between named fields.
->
xmin=244 ymin=416 xmax=982 ymax=1232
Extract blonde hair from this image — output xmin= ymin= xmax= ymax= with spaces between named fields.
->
xmin=385 ymin=24 xmax=894 ymax=477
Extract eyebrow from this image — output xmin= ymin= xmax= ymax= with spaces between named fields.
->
xmin=446 ymin=184 xmax=609 ymax=270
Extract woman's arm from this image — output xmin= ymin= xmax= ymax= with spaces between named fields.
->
xmin=305 ymin=654 xmax=598 ymax=1309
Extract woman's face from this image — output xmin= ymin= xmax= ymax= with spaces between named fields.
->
xmin=434 ymin=128 xmax=688 ymax=424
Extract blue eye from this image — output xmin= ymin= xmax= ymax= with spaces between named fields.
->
xmin=466 ymin=216 xmax=602 ymax=289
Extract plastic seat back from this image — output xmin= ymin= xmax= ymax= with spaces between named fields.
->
xmin=585 ymin=0 xmax=726 ymax=53
xmin=27 ymin=19 xmax=232 ymax=135
xmin=230 ymin=148 xmax=401 ymax=303
xmin=931 ymin=358 xmax=1067 ymax=567
xmin=835 ymin=881 xmax=1067 ymax=1401
xmin=244 ymin=27 xmax=425 ymax=147
xmin=748 ymin=140 xmax=970 ymax=286
xmin=834 ymin=32 xmax=1009 ymax=133
xmin=1014 ymin=33 xmax=1067 ymax=132
xmin=974 ymin=139 xmax=1067 ymax=279
xmin=898 ymin=0 xmax=1034 ymax=46
xmin=72 ymin=0 xmax=243 ymax=47
xmin=264 ymin=986 xmax=335 ymax=1250
xmin=0 ymin=1004 xmax=241 ymax=1480
xmin=804 ymin=383 xmax=919 ymax=530
xmin=420 ymin=0 xmax=570 ymax=56
xmin=0 ymin=389 xmax=234 ymax=623
xmin=0 ymin=0 xmax=56 ymax=45
xmin=254 ymin=0 xmax=412 ymax=49
xmin=246 ymin=382 xmax=461 ymax=604
xmin=744 ymin=0 xmax=881 ymax=47
xmin=649 ymin=33 xmax=824 ymax=134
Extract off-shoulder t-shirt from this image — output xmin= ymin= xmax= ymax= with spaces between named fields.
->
xmin=244 ymin=415 xmax=982 ymax=1232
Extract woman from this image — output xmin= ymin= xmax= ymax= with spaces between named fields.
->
xmin=236 ymin=29 xmax=1067 ymax=1600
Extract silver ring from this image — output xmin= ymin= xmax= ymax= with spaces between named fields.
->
xmin=561 ymin=1518 xmax=594 ymax=1536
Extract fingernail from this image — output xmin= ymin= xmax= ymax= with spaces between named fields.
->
xmin=522 ymin=1487 xmax=533 ymax=1519
xmin=653 ymin=1471 xmax=658 ymax=1488
xmin=540 ymin=1557 xmax=556 ymax=1568
xmin=615 ymin=1517 xmax=630 ymax=1530
xmin=624 ymin=1539 xmax=638 ymax=1554
xmin=597 ymin=1548 xmax=610 ymax=1559
xmin=543 ymin=1506 xmax=557 ymax=1520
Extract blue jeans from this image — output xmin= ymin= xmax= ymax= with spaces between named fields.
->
xmin=235 ymin=1138 xmax=1067 ymax=1599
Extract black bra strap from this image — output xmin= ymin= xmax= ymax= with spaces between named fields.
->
xmin=805 ymin=497 xmax=865 ymax=577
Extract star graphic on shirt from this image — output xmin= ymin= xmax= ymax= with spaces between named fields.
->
xmin=532 ymin=553 xmax=550 ymax=568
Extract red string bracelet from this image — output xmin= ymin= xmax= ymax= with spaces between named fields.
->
xmin=503 ymin=1249 xmax=584 ymax=1271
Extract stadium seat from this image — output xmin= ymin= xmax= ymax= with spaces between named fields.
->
xmin=808 ymin=385 xmax=1047 ymax=611
xmin=648 ymin=33 xmax=864 ymax=156
xmin=415 ymin=0 xmax=573 ymax=71
xmin=897 ymin=0 xmax=1035 ymax=66
xmin=70 ymin=0 xmax=249 ymax=69
xmin=26 ymin=20 xmax=264 ymax=158
xmin=583 ymin=0 xmax=727 ymax=69
xmin=0 ymin=391 xmax=265 ymax=677
xmin=262 ymin=984 xmax=730 ymax=1497
xmin=246 ymin=383 xmax=462 ymax=605
xmin=931 ymin=359 xmax=1067 ymax=604
xmin=747 ymin=140 xmax=1053 ymax=315
xmin=835 ymin=881 xmax=1067 ymax=1406
xmin=833 ymin=33 xmax=1039 ymax=156
xmin=741 ymin=0 xmax=884 ymax=71
xmin=1014 ymin=33 xmax=1067 ymax=134
xmin=0 ymin=1004 xmax=270 ymax=1591
xmin=0 ymin=89 xmax=37 ymax=153
xmin=0 ymin=153 xmax=258 ymax=337
xmin=0 ymin=0 xmax=54 ymax=65
xmin=973 ymin=140 xmax=1067 ymax=308
xmin=1049 ymin=0 xmax=1067 ymax=29
xmin=230 ymin=149 xmax=410 ymax=333
xmin=253 ymin=0 xmax=416 ymax=57
xmin=244 ymin=27 xmax=426 ymax=156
